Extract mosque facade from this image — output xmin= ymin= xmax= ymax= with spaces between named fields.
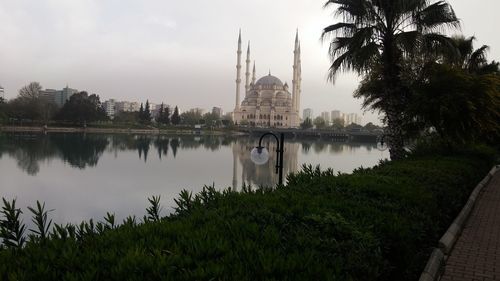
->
xmin=232 ymin=30 xmax=302 ymax=128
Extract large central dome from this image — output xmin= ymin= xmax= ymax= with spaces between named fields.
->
xmin=255 ymin=74 xmax=284 ymax=87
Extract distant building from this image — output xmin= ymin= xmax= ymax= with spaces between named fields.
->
xmin=189 ymin=108 xmax=205 ymax=115
xmin=303 ymin=108 xmax=313 ymax=120
xmin=39 ymin=89 xmax=57 ymax=103
xmin=0 ymin=85 xmax=4 ymax=99
xmin=54 ymin=86 xmax=78 ymax=107
xmin=39 ymin=86 xmax=78 ymax=107
xmin=232 ymin=30 xmax=302 ymax=128
xmin=212 ymin=107 xmax=223 ymax=118
xmin=115 ymin=101 xmax=141 ymax=112
xmin=129 ymin=102 xmax=140 ymax=112
xmin=320 ymin=111 xmax=331 ymax=125
xmin=151 ymin=103 xmax=170 ymax=119
xmin=115 ymin=101 xmax=130 ymax=112
xmin=344 ymin=113 xmax=362 ymax=125
xmin=103 ymin=99 xmax=116 ymax=119
xmin=331 ymin=110 xmax=342 ymax=121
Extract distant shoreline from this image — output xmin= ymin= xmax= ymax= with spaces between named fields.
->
xmin=0 ymin=126 xmax=245 ymax=136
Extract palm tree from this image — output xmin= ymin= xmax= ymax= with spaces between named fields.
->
xmin=446 ymin=36 xmax=499 ymax=74
xmin=322 ymin=0 xmax=459 ymax=160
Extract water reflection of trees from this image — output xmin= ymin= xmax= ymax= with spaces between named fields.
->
xmin=51 ymin=134 xmax=108 ymax=168
xmin=0 ymin=133 xmax=108 ymax=175
xmin=0 ymin=133 xmax=377 ymax=177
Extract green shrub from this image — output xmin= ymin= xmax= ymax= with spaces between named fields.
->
xmin=0 ymin=147 xmax=496 ymax=280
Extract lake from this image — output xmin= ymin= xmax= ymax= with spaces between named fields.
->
xmin=0 ymin=132 xmax=388 ymax=225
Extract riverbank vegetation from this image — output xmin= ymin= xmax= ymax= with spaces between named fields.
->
xmin=0 ymin=144 xmax=496 ymax=280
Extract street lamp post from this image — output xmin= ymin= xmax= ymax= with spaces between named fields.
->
xmin=250 ymin=132 xmax=285 ymax=186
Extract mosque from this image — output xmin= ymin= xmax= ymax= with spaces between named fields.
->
xmin=232 ymin=30 xmax=302 ymax=128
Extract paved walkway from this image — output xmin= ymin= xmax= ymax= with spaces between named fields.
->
xmin=441 ymin=172 xmax=500 ymax=281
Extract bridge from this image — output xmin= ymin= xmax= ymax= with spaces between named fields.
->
xmin=239 ymin=128 xmax=382 ymax=142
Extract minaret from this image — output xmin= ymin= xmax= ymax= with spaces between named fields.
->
xmin=297 ymin=42 xmax=302 ymax=114
xmin=245 ymin=42 xmax=251 ymax=94
xmin=292 ymin=29 xmax=299 ymax=113
xmin=252 ymin=61 xmax=256 ymax=84
xmin=235 ymin=30 xmax=242 ymax=111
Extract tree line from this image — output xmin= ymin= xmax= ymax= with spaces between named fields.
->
xmin=0 ymin=84 xmax=231 ymax=128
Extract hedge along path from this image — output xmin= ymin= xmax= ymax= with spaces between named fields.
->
xmin=438 ymin=166 xmax=500 ymax=281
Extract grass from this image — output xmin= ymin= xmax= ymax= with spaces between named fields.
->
xmin=0 ymin=145 xmax=496 ymax=281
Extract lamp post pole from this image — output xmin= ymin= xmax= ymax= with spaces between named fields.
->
xmin=255 ymin=132 xmax=285 ymax=186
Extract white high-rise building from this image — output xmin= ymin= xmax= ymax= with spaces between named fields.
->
xmin=320 ymin=111 xmax=331 ymax=125
xmin=103 ymin=99 xmax=116 ymax=119
xmin=232 ymin=30 xmax=302 ymax=128
xmin=331 ymin=110 xmax=342 ymax=121
xmin=54 ymin=86 xmax=78 ymax=107
xmin=0 ymin=85 xmax=4 ymax=99
xmin=344 ymin=113 xmax=362 ymax=125
xmin=356 ymin=115 xmax=363 ymax=125
xmin=303 ymin=108 xmax=313 ymax=121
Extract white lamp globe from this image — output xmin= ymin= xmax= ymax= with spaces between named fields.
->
xmin=377 ymin=141 xmax=388 ymax=151
xmin=250 ymin=147 xmax=269 ymax=165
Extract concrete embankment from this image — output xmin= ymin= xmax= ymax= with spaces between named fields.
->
xmin=0 ymin=126 xmax=245 ymax=136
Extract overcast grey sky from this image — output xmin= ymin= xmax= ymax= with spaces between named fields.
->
xmin=0 ymin=0 xmax=498 ymax=124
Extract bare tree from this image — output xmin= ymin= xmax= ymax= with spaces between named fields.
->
xmin=19 ymin=82 xmax=42 ymax=100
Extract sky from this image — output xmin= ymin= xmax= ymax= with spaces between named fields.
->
xmin=0 ymin=0 xmax=498 ymax=125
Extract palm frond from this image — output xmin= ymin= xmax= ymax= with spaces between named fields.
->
xmin=322 ymin=23 xmax=357 ymax=40
xmin=468 ymin=45 xmax=490 ymax=72
xmin=415 ymin=1 xmax=460 ymax=32
xmin=420 ymin=33 xmax=458 ymax=60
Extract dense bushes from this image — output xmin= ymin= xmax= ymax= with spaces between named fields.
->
xmin=0 ymin=148 xmax=495 ymax=280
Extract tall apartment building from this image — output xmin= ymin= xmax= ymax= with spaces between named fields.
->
xmin=54 ymin=86 xmax=78 ymax=107
xmin=39 ymin=86 xmax=78 ymax=107
xmin=330 ymin=110 xmax=342 ymax=121
xmin=0 ymin=85 xmax=4 ymax=99
xmin=320 ymin=111 xmax=331 ymax=125
xmin=303 ymin=108 xmax=313 ymax=120
xmin=212 ymin=107 xmax=224 ymax=118
xmin=39 ymin=89 xmax=58 ymax=103
xmin=103 ymin=99 xmax=116 ymax=119
xmin=344 ymin=113 xmax=362 ymax=125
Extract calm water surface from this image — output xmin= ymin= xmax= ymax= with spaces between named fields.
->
xmin=0 ymin=132 xmax=388 ymax=225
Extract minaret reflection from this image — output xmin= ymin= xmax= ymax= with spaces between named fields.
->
xmin=232 ymin=138 xmax=299 ymax=188
xmin=232 ymin=147 xmax=238 ymax=189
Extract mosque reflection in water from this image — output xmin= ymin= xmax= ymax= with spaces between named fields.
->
xmin=0 ymin=132 xmax=380 ymax=187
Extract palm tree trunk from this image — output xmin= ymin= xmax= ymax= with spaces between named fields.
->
xmin=381 ymin=41 xmax=406 ymax=160
xmin=386 ymin=106 xmax=406 ymax=160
